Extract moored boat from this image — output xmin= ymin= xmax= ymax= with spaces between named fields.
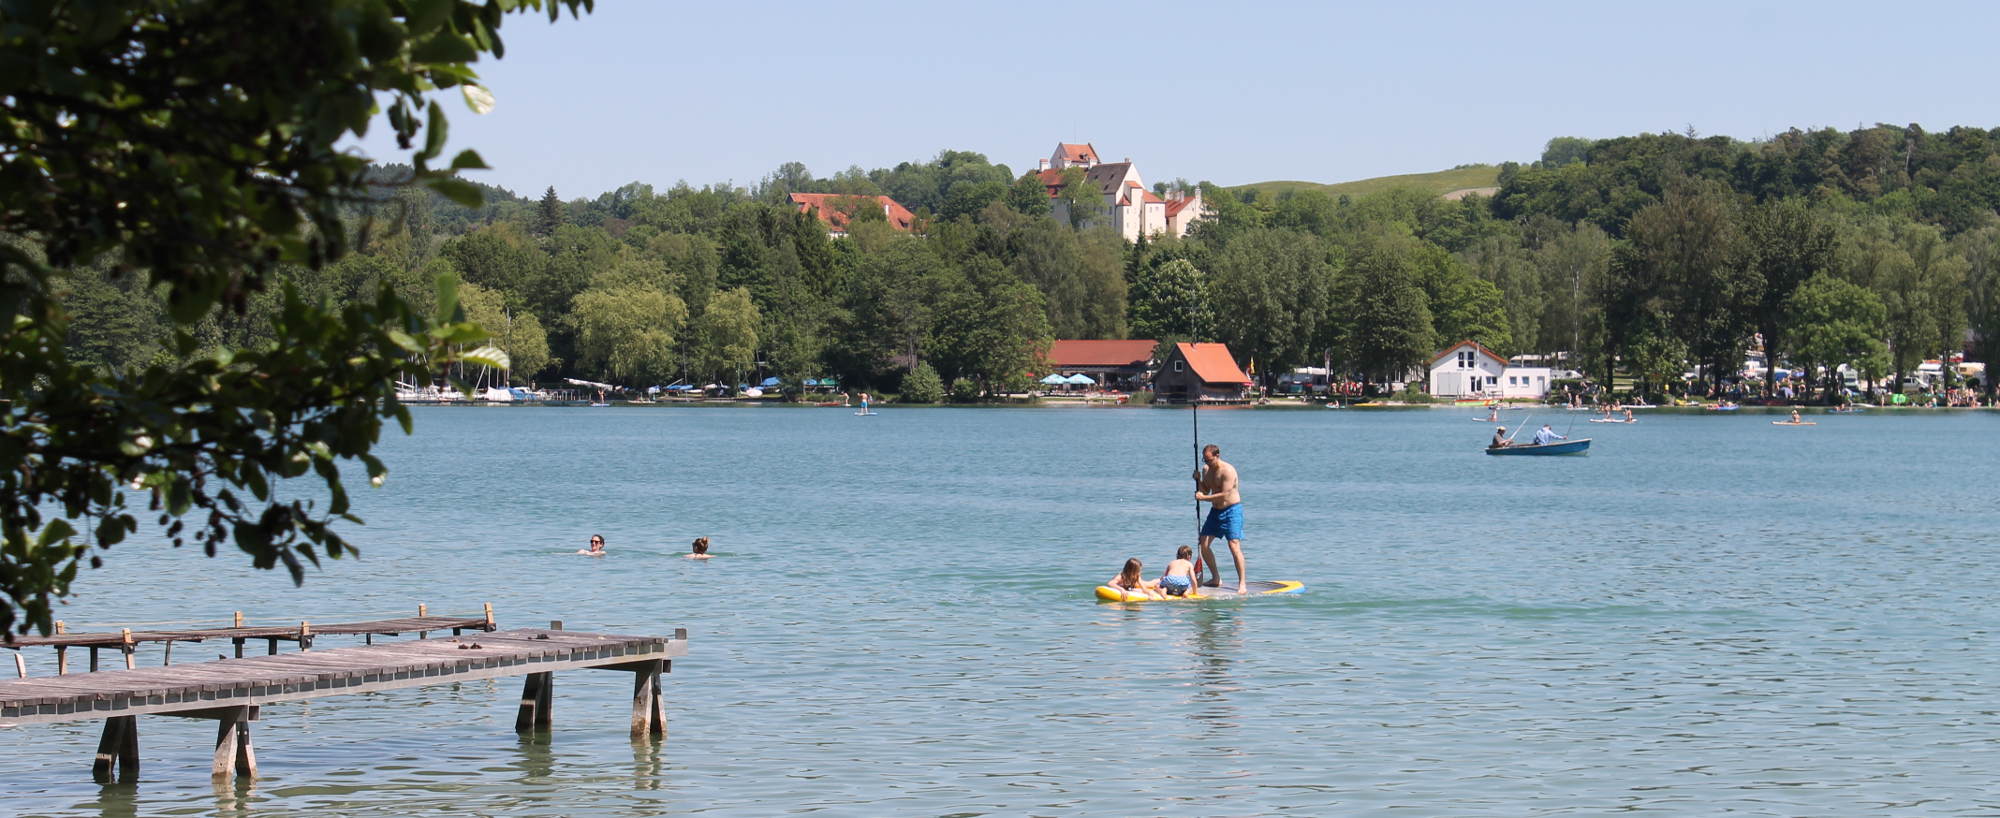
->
xmin=1486 ymin=438 xmax=1591 ymax=456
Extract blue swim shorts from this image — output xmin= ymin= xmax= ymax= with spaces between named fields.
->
xmin=1160 ymin=574 xmax=1193 ymax=595
xmin=1201 ymin=504 xmax=1244 ymax=541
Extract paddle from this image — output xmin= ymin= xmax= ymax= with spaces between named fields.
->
xmin=1191 ymin=394 xmax=1203 ymax=577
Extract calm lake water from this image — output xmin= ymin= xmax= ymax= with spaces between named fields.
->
xmin=5 ymin=404 xmax=1999 ymax=816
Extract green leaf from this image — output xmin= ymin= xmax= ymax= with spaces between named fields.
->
xmin=427 ymin=176 xmax=484 ymax=209
xmin=462 ymin=345 xmax=512 ymax=370
xmin=422 ymin=99 xmax=448 ymax=160
xmin=433 ymin=273 xmax=461 ymax=324
xmin=449 ymin=149 xmax=488 ymax=170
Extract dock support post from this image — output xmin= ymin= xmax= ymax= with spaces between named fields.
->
xmin=211 ymin=706 xmax=257 ymax=781
xmin=92 ymin=715 xmax=138 ymax=783
xmin=629 ymin=659 xmax=666 ymax=739
xmin=516 ymin=672 xmax=553 ymax=732
xmin=12 ymin=652 xmax=23 ymax=679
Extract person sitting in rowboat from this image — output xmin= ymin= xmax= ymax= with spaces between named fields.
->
xmin=1532 ymin=424 xmax=1566 ymax=445
xmin=1490 ymin=426 xmax=1511 ymax=448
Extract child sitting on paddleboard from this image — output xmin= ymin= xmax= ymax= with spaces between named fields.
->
xmin=1159 ymin=546 xmax=1197 ymax=597
xmin=1108 ymin=557 xmax=1166 ymax=600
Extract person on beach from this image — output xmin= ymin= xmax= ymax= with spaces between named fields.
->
xmin=1491 ymin=426 xmax=1511 ymax=448
xmin=686 ymin=537 xmax=712 ymax=560
xmin=1108 ymin=557 xmax=1166 ymax=599
xmin=1159 ymin=546 xmax=1197 ymax=597
xmin=577 ymin=535 xmax=606 ymax=556
xmin=1532 ymin=424 xmax=1565 ymax=445
xmin=1194 ymin=443 xmax=1248 ymax=594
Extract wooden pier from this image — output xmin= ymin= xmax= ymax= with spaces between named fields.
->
xmin=0 ymin=625 xmax=688 ymax=782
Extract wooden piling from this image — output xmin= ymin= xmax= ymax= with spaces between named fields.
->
xmin=12 ymin=653 xmax=23 ymax=679
xmin=92 ymin=715 xmax=138 ymax=783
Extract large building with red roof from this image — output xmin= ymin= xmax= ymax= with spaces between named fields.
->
xmin=1033 ymin=142 xmax=1207 ymax=242
xmin=1150 ymin=342 xmax=1252 ymax=403
xmin=1046 ymin=339 xmax=1159 ymax=390
xmin=788 ymin=193 xmax=915 ymax=237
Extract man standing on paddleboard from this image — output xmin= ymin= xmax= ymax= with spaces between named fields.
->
xmin=1194 ymin=444 xmax=1247 ymax=594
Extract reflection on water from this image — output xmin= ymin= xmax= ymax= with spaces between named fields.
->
xmin=3 ymin=407 xmax=1998 ymax=814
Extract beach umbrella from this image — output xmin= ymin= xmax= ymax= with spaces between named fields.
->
xmin=1065 ymin=373 xmax=1096 ymax=385
xmin=1040 ymin=373 xmax=1068 ymax=385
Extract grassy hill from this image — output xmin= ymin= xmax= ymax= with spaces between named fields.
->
xmin=1230 ymin=165 xmax=1501 ymax=200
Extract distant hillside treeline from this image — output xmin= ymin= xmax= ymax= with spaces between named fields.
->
xmin=52 ymin=123 xmax=2000 ymax=399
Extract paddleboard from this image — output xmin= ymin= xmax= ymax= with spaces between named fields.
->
xmin=1587 ymin=418 xmax=1635 ymax=423
xmin=1095 ymin=579 xmax=1304 ymax=603
xmin=854 ymin=411 xmax=878 ymax=416
xmin=1471 ymin=417 xmax=1500 ymax=422
xmin=1772 ymin=421 xmax=1817 ymax=426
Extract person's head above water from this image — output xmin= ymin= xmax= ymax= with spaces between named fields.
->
xmin=691 ymin=537 xmax=709 ymax=554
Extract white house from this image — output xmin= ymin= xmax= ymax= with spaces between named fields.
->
xmin=1497 ymin=366 xmax=1553 ymax=399
xmin=1428 ymin=340 xmax=1507 ymax=398
xmin=1035 ymin=142 xmax=1207 ymax=242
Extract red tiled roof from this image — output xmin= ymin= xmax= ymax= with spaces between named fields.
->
xmin=1177 ymin=342 xmax=1251 ymax=384
xmin=1165 ymin=195 xmax=1198 ymax=219
xmin=789 ymin=193 xmax=914 ymax=232
xmin=1429 ymin=339 xmax=1507 ymax=366
xmin=1047 ymin=339 xmax=1158 ymax=368
xmin=1058 ymin=142 xmax=1099 ymax=163
xmin=1142 ymin=191 xmax=1165 ymax=204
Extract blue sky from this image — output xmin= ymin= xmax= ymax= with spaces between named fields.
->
xmin=354 ymin=1 xmax=1999 ymax=199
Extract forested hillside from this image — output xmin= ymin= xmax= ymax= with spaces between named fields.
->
xmin=51 ymin=124 xmax=2000 ymax=399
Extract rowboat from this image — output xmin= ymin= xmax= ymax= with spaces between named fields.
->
xmin=1486 ymin=438 xmax=1591 ymax=456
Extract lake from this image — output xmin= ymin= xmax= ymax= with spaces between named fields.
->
xmin=4 ymin=404 xmax=1998 ymax=815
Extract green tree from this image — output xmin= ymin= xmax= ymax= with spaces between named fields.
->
xmin=1129 ymin=259 xmax=1214 ymax=340
xmin=536 ymin=186 xmax=563 ymax=236
xmin=1337 ymin=229 xmax=1435 ymax=389
xmin=1617 ymin=183 xmax=1756 ymax=395
xmin=1743 ymin=198 xmax=1836 ymax=395
xmin=459 ymin=283 xmax=552 ymax=383
xmin=693 ymin=287 xmax=761 ymax=386
xmin=570 ymin=287 xmax=687 ymax=383
xmin=928 ymin=258 xmax=1052 ymax=392
xmin=1954 ymin=225 xmax=2000 ymax=399
xmin=1783 ymin=273 xmax=1889 ymax=396
xmin=1210 ymin=228 xmax=1339 ymax=384
xmin=0 ymin=0 xmax=579 ymax=632
xmin=902 ymin=362 xmax=945 ymax=404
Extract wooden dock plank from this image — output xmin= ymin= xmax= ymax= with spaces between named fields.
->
xmin=0 ymin=629 xmax=685 ymax=726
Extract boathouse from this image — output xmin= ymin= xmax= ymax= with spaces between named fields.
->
xmin=1046 ymin=339 xmax=1158 ymax=391
xmin=1428 ymin=340 xmax=1507 ymax=398
xmin=1151 ymin=342 xmax=1252 ymax=403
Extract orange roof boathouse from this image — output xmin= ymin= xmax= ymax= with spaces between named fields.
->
xmin=1150 ymin=342 xmax=1252 ymax=404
